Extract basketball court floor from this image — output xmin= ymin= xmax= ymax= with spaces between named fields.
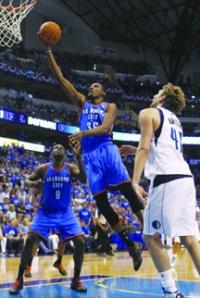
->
xmin=0 ymin=249 xmax=200 ymax=297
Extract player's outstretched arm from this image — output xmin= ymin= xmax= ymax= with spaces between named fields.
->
xmin=46 ymin=49 xmax=86 ymax=106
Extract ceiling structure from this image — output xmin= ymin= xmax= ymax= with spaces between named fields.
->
xmin=61 ymin=0 xmax=200 ymax=82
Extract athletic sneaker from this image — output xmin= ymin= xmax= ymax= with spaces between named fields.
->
xmin=162 ymin=288 xmax=185 ymax=297
xmin=24 ymin=266 xmax=32 ymax=278
xmin=53 ymin=260 xmax=67 ymax=276
xmin=9 ymin=278 xmax=23 ymax=295
xmin=70 ymin=277 xmax=87 ymax=292
xmin=127 ymin=245 xmax=143 ymax=271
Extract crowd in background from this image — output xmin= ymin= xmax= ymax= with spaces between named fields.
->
xmin=0 ymin=47 xmax=199 ymax=137
xmin=0 ymin=47 xmax=154 ymax=76
xmin=0 ymin=48 xmax=200 ymax=116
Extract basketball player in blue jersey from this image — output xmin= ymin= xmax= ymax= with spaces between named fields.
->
xmin=41 ymin=44 xmax=144 ymax=271
xmin=9 ymin=144 xmax=87 ymax=294
xmin=122 ymin=83 xmax=200 ymax=298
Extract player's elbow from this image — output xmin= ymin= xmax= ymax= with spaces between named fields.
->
xmin=137 ymin=147 xmax=150 ymax=155
xmin=101 ymin=125 xmax=110 ymax=134
xmin=24 ymin=179 xmax=29 ymax=187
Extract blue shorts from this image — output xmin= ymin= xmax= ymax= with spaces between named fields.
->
xmin=29 ymin=208 xmax=83 ymax=241
xmin=82 ymin=143 xmax=130 ymax=195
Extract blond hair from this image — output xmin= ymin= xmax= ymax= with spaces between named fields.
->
xmin=162 ymin=83 xmax=185 ymax=113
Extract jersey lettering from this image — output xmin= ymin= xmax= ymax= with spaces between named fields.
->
xmin=170 ymin=127 xmax=183 ymax=152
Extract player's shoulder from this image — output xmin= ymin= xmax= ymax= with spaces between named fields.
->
xmin=36 ymin=163 xmax=49 ymax=174
xmin=106 ymin=102 xmax=117 ymax=111
xmin=39 ymin=163 xmax=49 ymax=169
xmin=139 ymin=107 xmax=160 ymax=119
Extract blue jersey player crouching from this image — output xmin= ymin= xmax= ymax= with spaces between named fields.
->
xmin=9 ymin=144 xmax=87 ymax=294
xmin=43 ymin=43 xmax=144 ymax=271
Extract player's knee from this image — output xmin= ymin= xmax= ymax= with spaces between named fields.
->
xmin=119 ymin=182 xmax=144 ymax=212
xmin=25 ymin=233 xmax=40 ymax=250
xmin=95 ymin=192 xmax=107 ymax=210
xmin=143 ymin=233 xmax=160 ymax=247
xmin=143 ymin=234 xmax=151 ymax=244
xmin=180 ymin=235 xmax=196 ymax=249
xmin=73 ymin=236 xmax=85 ymax=249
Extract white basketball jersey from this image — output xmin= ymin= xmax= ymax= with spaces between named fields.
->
xmin=144 ymin=107 xmax=191 ymax=180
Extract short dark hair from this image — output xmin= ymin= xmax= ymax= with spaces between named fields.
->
xmin=97 ymin=82 xmax=107 ymax=93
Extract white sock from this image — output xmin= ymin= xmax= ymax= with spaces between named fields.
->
xmin=159 ymin=269 xmax=177 ymax=293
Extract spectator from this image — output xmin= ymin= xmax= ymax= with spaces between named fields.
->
xmin=0 ymin=224 xmax=7 ymax=256
xmin=3 ymin=219 xmax=24 ymax=257
xmin=6 ymin=204 xmax=17 ymax=221
xmin=78 ymin=202 xmax=91 ymax=227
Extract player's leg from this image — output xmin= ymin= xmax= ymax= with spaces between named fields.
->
xmin=83 ymin=145 xmax=142 ymax=270
xmin=70 ymin=235 xmax=87 ymax=292
xmin=144 ymin=234 xmax=185 ymax=297
xmin=10 ymin=210 xmax=55 ymax=294
xmin=53 ymin=240 xmax=67 ymax=276
xmin=103 ymin=145 xmax=144 ymax=225
xmin=95 ymin=191 xmax=142 ymax=271
xmin=180 ymin=235 xmax=200 ymax=274
xmin=143 ymin=178 xmax=195 ymax=297
xmin=118 ymin=181 xmax=144 ymax=226
xmin=59 ymin=209 xmax=87 ymax=292
xmin=175 ymin=178 xmax=200 ymax=274
xmin=24 ymin=239 xmax=40 ymax=278
xmin=9 ymin=232 xmax=40 ymax=294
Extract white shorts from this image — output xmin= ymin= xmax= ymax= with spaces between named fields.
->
xmin=143 ymin=177 xmax=196 ymax=238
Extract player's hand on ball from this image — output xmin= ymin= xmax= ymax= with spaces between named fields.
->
xmin=37 ymin=31 xmax=51 ymax=48
xmin=37 ymin=21 xmax=62 ymax=47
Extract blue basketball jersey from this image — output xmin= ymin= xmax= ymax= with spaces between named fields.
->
xmin=80 ymin=101 xmax=112 ymax=153
xmin=40 ymin=163 xmax=71 ymax=211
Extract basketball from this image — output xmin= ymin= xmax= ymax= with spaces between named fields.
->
xmin=38 ymin=21 xmax=62 ymax=45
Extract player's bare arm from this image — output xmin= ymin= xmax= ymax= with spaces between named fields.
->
xmin=25 ymin=164 xmax=47 ymax=190
xmin=119 ymin=145 xmax=138 ymax=157
xmin=132 ymin=108 xmax=159 ymax=200
xmin=68 ymin=160 xmax=87 ymax=184
xmin=69 ymin=103 xmax=117 ymax=145
xmin=67 ymin=138 xmax=86 ymax=183
xmin=46 ymin=50 xmax=86 ymax=106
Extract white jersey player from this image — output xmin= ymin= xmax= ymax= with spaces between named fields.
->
xmin=121 ymin=83 xmax=200 ymax=298
xmin=143 ymin=106 xmax=194 ymax=238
